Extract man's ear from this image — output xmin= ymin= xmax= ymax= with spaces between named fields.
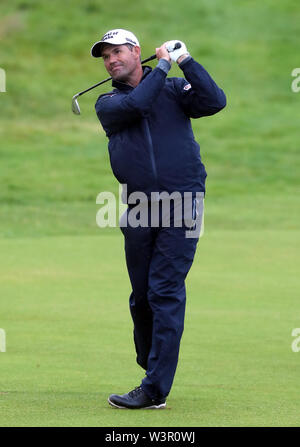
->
xmin=133 ymin=46 xmax=141 ymax=60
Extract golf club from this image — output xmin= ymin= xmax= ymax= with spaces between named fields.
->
xmin=72 ymin=42 xmax=181 ymax=115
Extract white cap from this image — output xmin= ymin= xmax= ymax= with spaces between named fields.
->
xmin=91 ymin=29 xmax=140 ymax=58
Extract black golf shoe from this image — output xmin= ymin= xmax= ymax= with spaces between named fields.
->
xmin=108 ymin=386 xmax=166 ymax=409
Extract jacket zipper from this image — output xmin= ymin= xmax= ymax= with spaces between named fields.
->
xmin=144 ymin=118 xmax=158 ymax=186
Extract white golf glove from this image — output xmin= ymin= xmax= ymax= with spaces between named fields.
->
xmin=166 ymin=40 xmax=190 ymax=63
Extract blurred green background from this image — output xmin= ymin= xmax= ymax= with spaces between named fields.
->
xmin=1 ymin=0 xmax=299 ymax=236
xmin=1 ymin=0 xmax=300 ymax=427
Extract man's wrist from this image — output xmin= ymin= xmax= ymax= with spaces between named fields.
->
xmin=157 ymin=58 xmax=172 ymax=74
xmin=177 ymin=53 xmax=190 ymax=65
xmin=178 ymin=55 xmax=192 ymax=69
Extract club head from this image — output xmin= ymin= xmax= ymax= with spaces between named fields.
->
xmin=72 ymin=94 xmax=81 ymax=115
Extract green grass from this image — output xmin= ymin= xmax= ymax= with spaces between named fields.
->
xmin=1 ymin=231 xmax=300 ymax=426
xmin=1 ymin=0 xmax=299 ymax=230
xmin=0 ymin=0 xmax=300 ymax=427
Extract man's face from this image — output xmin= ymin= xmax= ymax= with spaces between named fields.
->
xmin=101 ymin=44 xmax=141 ymax=82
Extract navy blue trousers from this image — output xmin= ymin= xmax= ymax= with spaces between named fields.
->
xmin=120 ymin=202 xmax=200 ymax=400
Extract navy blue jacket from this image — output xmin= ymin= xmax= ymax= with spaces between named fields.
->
xmin=95 ymin=57 xmax=226 ymax=200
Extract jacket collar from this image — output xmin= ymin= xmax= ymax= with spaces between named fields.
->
xmin=112 ymin=65 xmax=152 ymax=91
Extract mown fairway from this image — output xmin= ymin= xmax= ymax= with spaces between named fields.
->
xmin=0 ymin=0 xmax=300 ymax=427
xmin=1 ymin=231 xmax=300 ymax=427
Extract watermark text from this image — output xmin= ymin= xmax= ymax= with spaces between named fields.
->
xmin=291 ymin=328 xmax=300 ymax=352
xmin=96 ymin=185 xmax=204 ymax=239
xmin=0 ymin=329 xmax=6 ymax=352
xmin=291 ymin=68 xmax=300 ymax=93
xmin=0 ymin=68 xmax=6 ymax=92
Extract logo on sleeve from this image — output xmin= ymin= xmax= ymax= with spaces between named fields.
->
xmin=183 ymin=83 xmax=192 ymax=91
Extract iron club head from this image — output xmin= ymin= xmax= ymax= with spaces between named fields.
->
xmin=72 ymin=94 xmax=81 ymax=115
xmin=71 ymin=54 xmax=156 ymax=115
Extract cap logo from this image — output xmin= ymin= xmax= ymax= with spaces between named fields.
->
xmin=183 ymin=83 xmax=192 ymax=91
xmin=102 ymin=31 xmax=119 ymax=41
xmin=125 ymin=37 xmax=137 ymax=45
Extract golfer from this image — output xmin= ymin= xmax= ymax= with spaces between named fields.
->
xmin=91 ymin=29 xmax=226 ymax=409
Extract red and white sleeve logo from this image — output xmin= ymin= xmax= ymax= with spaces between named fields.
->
xmin=183 ymin=83 xmax=192 ymax=91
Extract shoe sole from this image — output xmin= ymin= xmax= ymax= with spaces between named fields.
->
xmin=108 ymin=398 xmax=166 ymax=410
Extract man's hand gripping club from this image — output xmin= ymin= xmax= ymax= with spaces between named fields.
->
xmin=156 ymin=41 xmax=190 ymax=65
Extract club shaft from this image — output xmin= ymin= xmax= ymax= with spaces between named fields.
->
xmin=76 ymin=54 xmax=156 ymax=98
